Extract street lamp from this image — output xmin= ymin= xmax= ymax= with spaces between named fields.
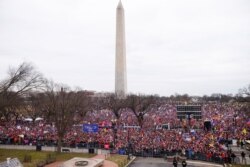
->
xmin=226 ymin=130 xmax=229 ymax=150
xmin=127 ymin=128 xmax=131 ymax=160
xmin=186 ymin=114 xmax=193 ymax=129
xmin=233 ymin=113 xmax=237 ymax=126
xmin=233 ymin=113 xmax=237 ymax=136
xmin=111 ymin=119 xmax=117 ymax=150
xmin=123 ymin=127 xmax=132 ymax=160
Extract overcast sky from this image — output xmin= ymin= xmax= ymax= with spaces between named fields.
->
xmin=0 ymin=0 xmax=249 ymax=96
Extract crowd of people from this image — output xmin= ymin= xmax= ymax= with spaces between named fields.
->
xmin=0 ymin=102 xmax=249 ymax=163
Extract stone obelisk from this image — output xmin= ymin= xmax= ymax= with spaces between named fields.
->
xmin=115 ymin=0 xmax=127 ymax=99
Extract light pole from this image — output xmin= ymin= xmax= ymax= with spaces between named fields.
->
xmin=123 ymin=127 xmax=132 ymax=160
xmin=111 ymin=119 xmax=117 ymax=150
xmin=226 ymin=130 xmax=229 ymax=149
xmin=123 ymin=126 xmax=140 ymax=159
xmin=233 ymin=113 xmax=237 ymax=126
xmin=186 ymin=114 xmax=192 ymax=130
xmin=233 ymin=113 xmax=237 ymax=136
xmin=127 ymin=128 xmax=131 ymax=160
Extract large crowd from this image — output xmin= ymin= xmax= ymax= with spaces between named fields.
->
xmin=0 ymin=102 xmax=249 ymax=162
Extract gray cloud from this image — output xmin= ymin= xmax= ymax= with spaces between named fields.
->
xmin=0 ymin=0 xmax=250 ymax=96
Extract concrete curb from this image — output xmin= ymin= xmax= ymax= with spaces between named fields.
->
xmin=186 ymin=160 xmax=223 ymax=167
xmin=124 ymin=156 xmax=136 ymax=167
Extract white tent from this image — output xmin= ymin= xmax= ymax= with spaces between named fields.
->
xmin=35 ymin=117 xmax=43 ymax=121
xmin=24 ymin=118 xmax=32 ymax=121
xmin=18 ymin=134 xmax=24 ymax=138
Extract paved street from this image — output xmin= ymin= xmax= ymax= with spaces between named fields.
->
xmin=230 ymin=145 xmax=250 ymax=164
xmin=128 ymin=157 xmax=195 ymax=167
xmin=128 ymin=157 xmax=224 ymax=167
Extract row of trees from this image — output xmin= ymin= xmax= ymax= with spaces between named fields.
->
xmin=0 ymin=63 xmax=161 ymax=152
xmin=0 ymin=62 xmax=249 ymax=152
xmin=0 ymin=63 xmax=90 ymax=152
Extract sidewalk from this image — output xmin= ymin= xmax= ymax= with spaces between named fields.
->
xmin=45 ymin=161 xmax=63 ymax=167
xmin=45 ymin=154 xmax=118 ymax=167
xmin=186 ymin=160 xmax=223 ymax=167
xmin=230 ymin=145 xmax=250 ymax=165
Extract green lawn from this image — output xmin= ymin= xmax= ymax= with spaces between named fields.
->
xmin=0 ymin=149 xmax=95 ymax=167
xmin=232 ymin=165 xmax=250 ymax=167
xmin=107 ymin=154 xmax=129 ymax=167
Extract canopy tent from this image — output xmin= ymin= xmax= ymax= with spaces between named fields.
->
xmin=35 ymin=117 xmax=43 ymax=121
xmin=24 ymin=118 xmax=32 ymax=121
xmin=18 ymin=134 xmax=24 ymax=138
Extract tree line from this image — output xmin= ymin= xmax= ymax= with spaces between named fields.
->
xmin=0 ymin=62 xmax=249 ymax=152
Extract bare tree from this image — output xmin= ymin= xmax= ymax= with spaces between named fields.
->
xmin=22 ymin=92 xmax=45 ymax=122
xmin=103 ymin=93 xmax=127 ymax=119
xmin=42 ymin=82 xmax=90 ymax=152
xmin=237 ymin=84 xmax=250 ymax=117
xmin=0 ymin=62 xmax=45 ymax=121
xmin=239 ymin=84 xmax=250 ymax=97
xmin=0 ymin=104 xmax=21 ymax=122
xmin=127 ymin=94 xmax=157 ymax=127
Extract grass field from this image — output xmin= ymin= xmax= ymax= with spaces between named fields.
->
xmin=0 ymin=149 xmax=95 ymax=167
xmin=107 ymin=154 xmax=129 ymax=167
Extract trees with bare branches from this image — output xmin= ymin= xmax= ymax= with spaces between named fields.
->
xmin=0 ymin=62 xmax=45 ymax=121
xmin=41 ymin=82 xmax=90 ymax=152
xmin=237 ymin=84 xmax=250 ymax=117
xmin=102 ymin=93 xmax=127 ymax=119
xmin=126 ymin=94 xmax=158 ymax=127
xmin=239 ymin=84 xmax=250 ymax=97
xmin=22 ymin=92 xmax=45 ymax=122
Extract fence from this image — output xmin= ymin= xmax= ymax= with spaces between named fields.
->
xmin=0 ymin=143 xmax=226 ymax=165
xmin=117 ymin=148 xmax=225 ymax=164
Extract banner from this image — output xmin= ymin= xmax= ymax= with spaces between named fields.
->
xmin=83 ymin=124 xmax=99 ymax=133
xmin=104 ymin=144 xmax=110 ymax=149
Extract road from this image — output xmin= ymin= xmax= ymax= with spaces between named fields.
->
xmin=128 ymin=157 xmax=195 ymax=167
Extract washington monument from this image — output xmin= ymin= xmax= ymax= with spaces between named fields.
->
xmin=115 ymin=0 xmax=127 ymax=99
